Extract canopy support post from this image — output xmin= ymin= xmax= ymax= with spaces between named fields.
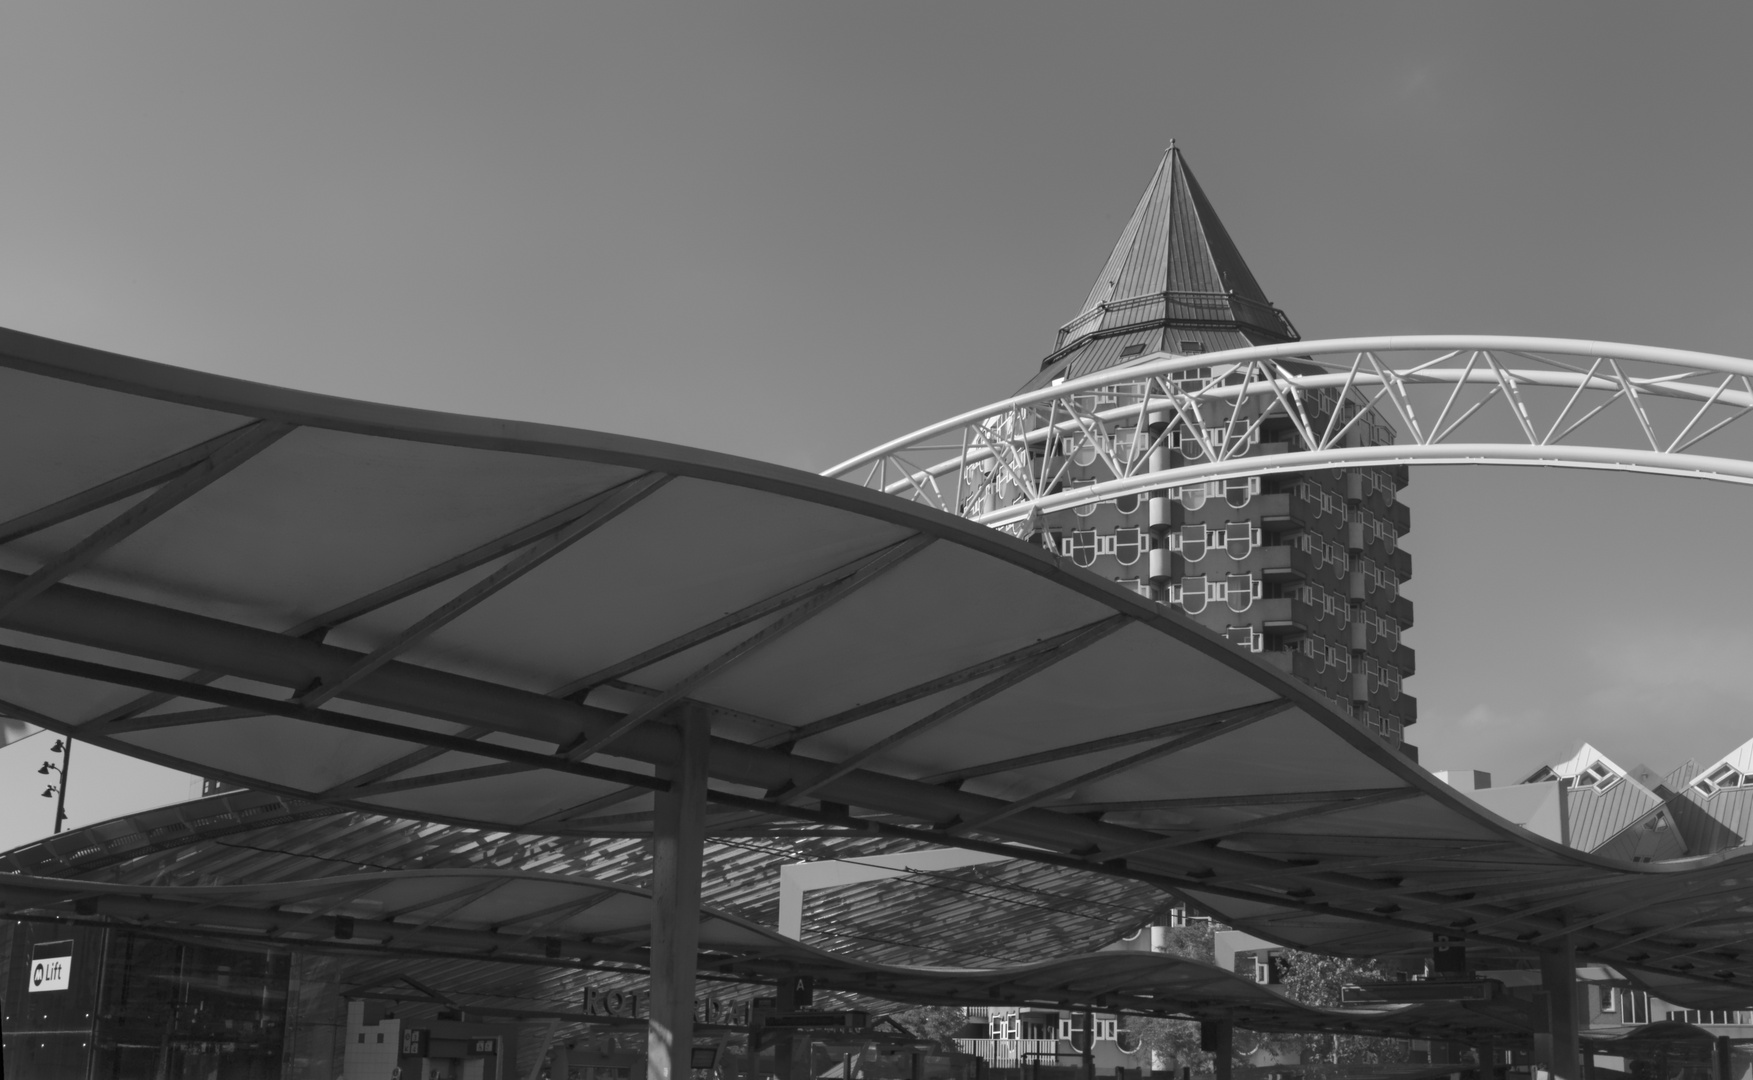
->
xmin=1474 ymin=1039 xmax=1496 ymax=1080
xmin=1540 ymin=937 xmax=1580 ymax=1080
xmin=1200 ymin=1020 xmax=1232 ymax=1080
xmin=649 ymin=706 xmax=710 ymax=1080
xmin=1082 ymin=1004 xmax=1096 ymax=1080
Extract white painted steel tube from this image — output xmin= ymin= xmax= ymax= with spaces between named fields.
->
xmin=971 ymin=443 xmax=1753 ymax=528
xmin=823 ymin=335 xmax=1753 ymax=480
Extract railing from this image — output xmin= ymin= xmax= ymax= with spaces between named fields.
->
xmin=954 ymin=1040 xmax=1063 ymax=1067
xmin=825 ymin=336 xmax=1753 ymax=535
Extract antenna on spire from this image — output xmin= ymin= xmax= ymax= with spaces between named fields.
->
xmin=1166 ymin=139 xmax=1176 ymax=151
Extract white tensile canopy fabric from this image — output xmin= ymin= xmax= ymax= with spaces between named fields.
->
xmin=1 ymin=326 xmax=1751 ymax=1009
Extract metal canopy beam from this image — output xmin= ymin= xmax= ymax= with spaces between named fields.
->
xmin=0 ymin=420 xmax=291 ymax=622
xmin=561 ymin=533 xmax=933 ymax=762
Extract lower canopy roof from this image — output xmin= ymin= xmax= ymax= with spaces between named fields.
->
xmin=0 ymin=865 xmax=1529 ymax=1043
xmin=1 ymin=327 xmax=1753 ymax=1010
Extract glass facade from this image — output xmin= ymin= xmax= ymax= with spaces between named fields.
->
xmin=3 ymin=918 xmax=291 ymax=1080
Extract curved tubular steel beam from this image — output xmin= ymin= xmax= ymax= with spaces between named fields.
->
xmin=973 ymin=444 xmax=1753 ymax=529
xmin=824 ymin=335 xmax=1753 ymax=528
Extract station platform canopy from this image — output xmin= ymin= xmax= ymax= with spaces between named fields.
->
xmin=3 ymin=327 xmax=1753 ymax=1011
xmin=0 ymin=792 xmax=1538 ymax=1045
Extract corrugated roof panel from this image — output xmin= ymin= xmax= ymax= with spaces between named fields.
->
xmin=1165 ymin=157 xmax=1222 ymax=299
xmin=1181 ymin=158 xmax=1271 ymax=307
xmin=1111 ymin=157 xmax=1176 ymax=303
xmin=1058 ymin=147 xmax=1295 ymax=353
xmin=1567 ymin=779 xmax=1662 ymax=852
xmin=1064 ymin=330 xmax=1163 ymax=380
xmin=1680 ymin=786 xmax=1753 ymax=851
xmin=1591 ymin=807 xmax=1688 ymax=862
xmin=1668 ymin=789 xmax=1744 ymax=854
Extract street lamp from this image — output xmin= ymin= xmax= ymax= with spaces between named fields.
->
xmin=38 ymin=736 xmax=71 ymax=833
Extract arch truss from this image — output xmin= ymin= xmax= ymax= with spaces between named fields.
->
xmin=825 ymin=336 xmax=1753 ymax=532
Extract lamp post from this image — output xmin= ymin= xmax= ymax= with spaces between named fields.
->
xmin=38 ymin=737 xmax=71 ymax=833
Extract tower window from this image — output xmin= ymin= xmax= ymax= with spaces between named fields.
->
xmin=1068 ymin=531 xmax=1098 ymax=568
xmin=1119 ymin=342 xmax=1148 ymax=358
xmin=1115 ymin=527 xmax=1144 ymax=566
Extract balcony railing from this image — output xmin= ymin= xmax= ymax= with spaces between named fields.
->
xmin=955 ymin=1040 xmax=1062 ymax=1067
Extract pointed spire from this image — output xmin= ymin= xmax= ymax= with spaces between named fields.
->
xmin=1030 ymin=145 xmax=1297 ymax=386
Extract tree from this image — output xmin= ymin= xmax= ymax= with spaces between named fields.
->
xmin=1274 ymin=950 xmax=1411 ymax=1067
xmin=1121 ymin=921 xmax=1219 ymax=1077
xmin=884 ymin=1005 xmax=971 ymax=1052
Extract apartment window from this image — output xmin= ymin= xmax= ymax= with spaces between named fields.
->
xmin=1576 ymin=761 xmax=1618 ymax=791
xmin=1226 ymin=626 xmax=1264 ymax=653
xmin=1224 ymin=522 xmax=1260 ymax=560
xmin=1179 ymin=576 xmax=1209 ymax=615
xmin=1178 ymin=523 xmax=1209 ymax=562
xmin=1599 ymin=987 xmax=1618 ymax=1013
xmin=1094 ymin=1018 xmax=1118 ymax=1042
xmin=1070 ymin=530 xmax=1097 ymax=568
xmin=1096 ymin=533 xmax=1118 ymax=557
xmin=1176 ymin=429 xmax=1206 ymax=461
xmin=1114 ymin=491 xmax=1140 ymax=514
xmin=1697 ymin=763 xmax=1745 ymax=796
xmin=1115 ymin=578 xmax=1151 ymax=599
xmin=1115 ymin=527 xmax=1144 ymax=566
xmin=1224 ymin=476 xmax=1259 ymax=508
xmin=1177 ymin=482 xmax=1209 ymax=510
xmin=1114 ymin=427 xmax=1144 ymax=465
xmin=1227 ymin=573 xmax=1258 ymax=613
xmin=1072 ymin=479 xmax=1098 ymax=517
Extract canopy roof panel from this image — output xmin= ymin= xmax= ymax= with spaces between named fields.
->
xmin=0 ymin=858 xmax=1527 ymax=1043
xmin=3 ymin=326 xmax=1753 ymax=1010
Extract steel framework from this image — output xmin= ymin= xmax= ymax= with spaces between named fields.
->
xmin=825 ymin=336 xmax=1753 ymax=531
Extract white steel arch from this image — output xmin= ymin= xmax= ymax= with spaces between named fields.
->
xmin=824 ymin=335 xmax=1753 ymax=531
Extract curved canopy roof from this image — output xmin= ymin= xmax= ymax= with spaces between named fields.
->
xmin=1 ymin=790 xmax=1169 ymax=972
xmin=0 ymin=862 xmax=1523 ymax=1043
xmin=2 ymin=326 xmax=1753 ymax=1010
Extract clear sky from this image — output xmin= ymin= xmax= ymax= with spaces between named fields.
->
xmin=2 ymin=2 xmax=1751 ymax=847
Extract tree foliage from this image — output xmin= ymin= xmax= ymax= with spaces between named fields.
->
xmin=1274 ymin=951 xmax=1411 ymax=1066
xmin=884 ymin=1005 xmax=970 ymax=1052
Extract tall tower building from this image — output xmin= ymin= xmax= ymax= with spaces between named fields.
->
xmin=1021 ymin=146 xmax=1417 ymax=745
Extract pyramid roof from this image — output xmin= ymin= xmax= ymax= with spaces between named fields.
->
xmin=1026 ymin=145 xmax=1297 ymax=390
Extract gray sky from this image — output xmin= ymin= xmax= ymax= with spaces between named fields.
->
xmin=2 ymin=2 xmax=1752 ymax=844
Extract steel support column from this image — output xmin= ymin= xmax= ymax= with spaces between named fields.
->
xmin=1540 ymin=937 xmax=1580 ymax=1080
xmin=1082 ymin=1004 xmax=1096 ymax=1080
xmin=1201 ymin=1020 xmax=1232 ymax=1080
xmin=1474 ymin=1040 xmax=1496 ymax=1080
xmin=648 ymin=707 xmax=709 ymax=1080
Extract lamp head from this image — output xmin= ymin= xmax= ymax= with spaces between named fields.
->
xmin=37 ymin=762 xmax=51 ymax=775
xmin=50 ymin=739 xmax=65 ymax=753
xmin=41 ymin=786 xmax=55 ymax=798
